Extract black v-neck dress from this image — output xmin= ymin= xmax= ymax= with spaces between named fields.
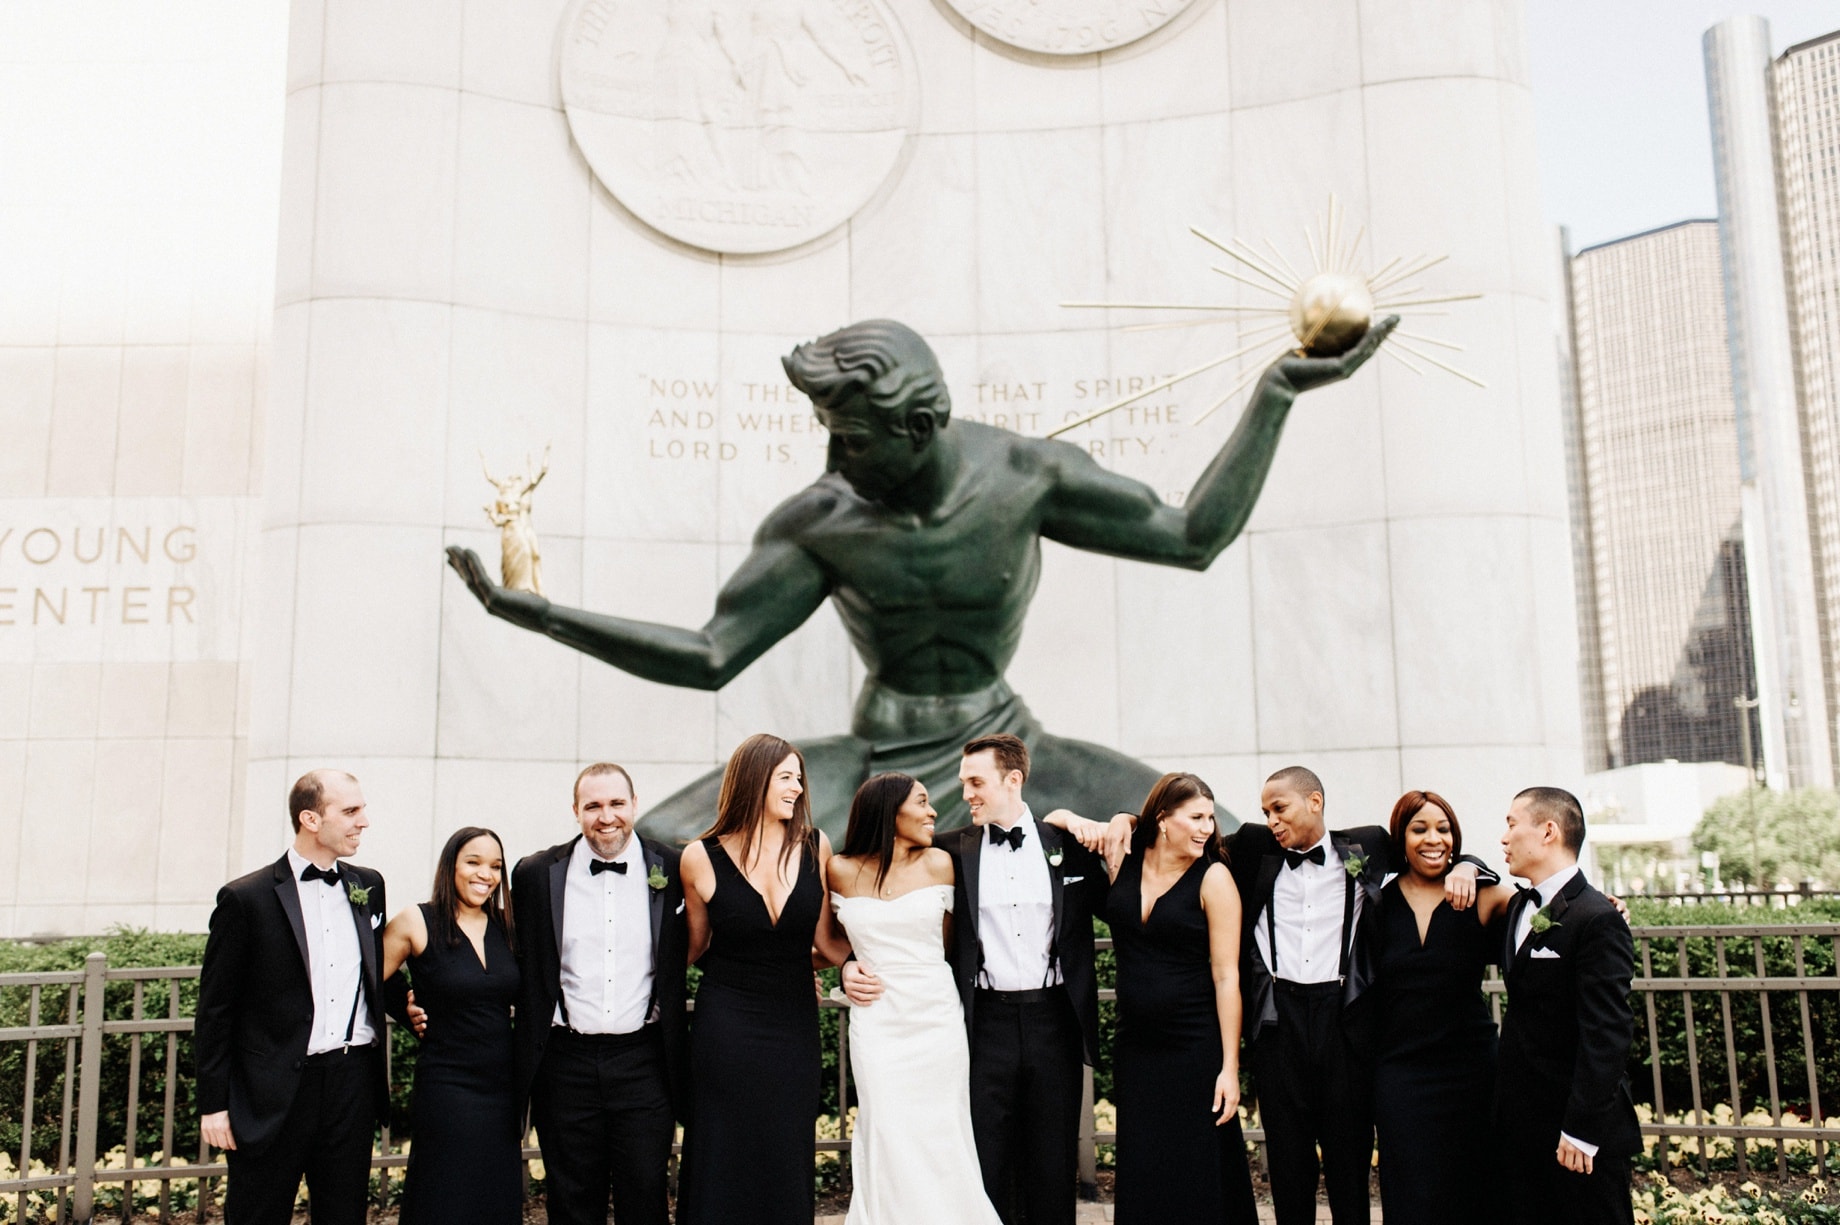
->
xmin=1373 ymin=878 xmax=1499 ymax=1225
xmin=677 ymin=837 xmax=823 ymax=1225
xmin=1105 ymin=853 xmax=1257 ymax=1225
xmin=400 ymin=903 xmax=522 ymax=1225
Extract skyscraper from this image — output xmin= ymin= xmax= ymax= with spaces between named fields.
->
xmin=1567 ymin=221 xmax=1759 ymax=772
xmin=1705 ymin=16 xmax=1834 ymax=789
xmin=1776 ymin=29 xmax=1840 ymax=778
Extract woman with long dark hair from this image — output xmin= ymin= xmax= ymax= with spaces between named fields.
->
xmin=1092 ymin=773 xmax=1256 ymax=1224
xmin=1372 ymin=790 xmax=1514 ymax=1225
xmin=379 ymin=826 xmax=522 ymax=1225
xmin=677 ymin=733 xmax=853 ymax=1225
xmin=827 ymin=773 xmax=1001 ymax=1225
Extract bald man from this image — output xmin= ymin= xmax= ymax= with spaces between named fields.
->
xmin=194 ymin=770 xmax=391 ymax=1225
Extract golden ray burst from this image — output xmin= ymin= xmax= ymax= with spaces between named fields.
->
xmin=1049 ymin=196 xmax=1484 ymax=439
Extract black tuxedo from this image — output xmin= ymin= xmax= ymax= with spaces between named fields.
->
xmin=511 ymin=836 xmax=688 ymax=1225
xmin=194 ymin=855 xmax=389 ymax=1225
xmin=937 ymin=816 xmax=1107 ymax=1225
xmin=1494 ymin=870 xmax=1639 ymax=1225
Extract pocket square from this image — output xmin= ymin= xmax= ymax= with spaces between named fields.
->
xmin=369 ymin=914 xmax=381 ymax=929
xmin=674 ymin=901 xmax=686 ymax=915
xmin=1063 ymin=875 xmax=1085 ymax=885
xmin=1530 ymin=947 xmax=1561 ymax=959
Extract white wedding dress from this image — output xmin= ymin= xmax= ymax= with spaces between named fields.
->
xmin=832 ymin=884 xmax=1003 ymax=1225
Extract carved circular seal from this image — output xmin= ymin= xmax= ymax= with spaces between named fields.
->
xmin=560 ymin=0 xmax=916 ymax=255
xmin=942 ymin=0 xmax=1200 ymax=55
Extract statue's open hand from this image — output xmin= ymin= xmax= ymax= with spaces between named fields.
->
xmin=1275 ymin=314 xmax=1399 ymax=393
xmin=445 ymin=545 xmax=548 ymax=630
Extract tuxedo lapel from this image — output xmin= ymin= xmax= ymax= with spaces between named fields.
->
xmin=642 ymin=840 xmax=664 ymax=968
xmin=345 ymin=871 xmax=379 ymax=998
xmin=1250 ymin=851 xmax=1283 ymax=939
xmin=1039 ymin=820 xmax=1065 ymax=947
xmin=270 ymin=856 xmax=311 ymax=977
xmin=958 ymin=826 xmax=984 ymax=941
xmin=548 ymin=842 xmax=572 ymax=958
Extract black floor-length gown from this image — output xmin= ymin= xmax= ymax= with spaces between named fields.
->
xmin=1106 ymin=854 xmax=1257 ymax=1225
xmin=1373 ymin=879 xmax=1499 ymax=1225
xmin=399 ymin=904 xmax=523 ymax=1225
xmin=678 ymin=837 xmax=823 ymax=1225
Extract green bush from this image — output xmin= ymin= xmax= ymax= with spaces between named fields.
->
xmin=1623 ymin=900 xmax=1840 ymax=1121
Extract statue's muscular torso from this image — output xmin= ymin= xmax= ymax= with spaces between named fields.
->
xmin=770 ymin=422 xmax=1054 ymax=696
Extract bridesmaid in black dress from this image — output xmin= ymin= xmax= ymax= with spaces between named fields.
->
xmin=1100 ymin=772 xmax=1257 ymax=1225
xmin=379 ymin=826 xmax=523 ymax=1225
xmin=677 ymin=734 xmax=853 ymax=1225
xmin=1373 ymin=790 xmax=1514 ymax=1225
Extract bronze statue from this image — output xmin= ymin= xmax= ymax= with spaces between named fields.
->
xmin=447 ymin=316 xmax=1397 ymax=842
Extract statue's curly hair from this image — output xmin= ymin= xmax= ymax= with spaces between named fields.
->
xmin=781 ymin=319 xmax=952 ymax=430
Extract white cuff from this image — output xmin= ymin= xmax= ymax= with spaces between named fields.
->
xmin=1560 ymin=1131 xmax=1599 ymax=1159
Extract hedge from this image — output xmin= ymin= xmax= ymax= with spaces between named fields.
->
xmin=3 ymin=901 xmax=1835 ymax=1163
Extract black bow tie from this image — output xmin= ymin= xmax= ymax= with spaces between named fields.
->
xmin=589 ymin=858 xmax=628 ymax=876
xmin=1282 ymin=846 xmax=1326 ymax=871
xmin=988 ymin=824 xmax=1027 ymax=851
xmin=300 ymin=864 xmax=342 ymax=886
xmin=1516 ymin=884 xmax=1542 ymax=910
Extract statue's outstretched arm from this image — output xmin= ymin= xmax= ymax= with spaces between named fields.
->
xmin=445 ymin=532 xmax=830 ymax=691
xmin=1040 ymin=317 xmax=1396 ymax=570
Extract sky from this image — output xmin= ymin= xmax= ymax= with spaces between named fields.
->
xmin=1527 ymin=0 xmax=1838 ymax=251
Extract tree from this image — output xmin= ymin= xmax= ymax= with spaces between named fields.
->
xmin=1690 ymin=787 xmax=1840 ymax=888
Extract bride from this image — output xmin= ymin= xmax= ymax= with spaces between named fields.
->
xmin=827 ymin=773 xmax=1003 ymax=1225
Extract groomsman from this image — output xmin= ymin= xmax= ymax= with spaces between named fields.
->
xmin=1227 ymin=766 xmax=1494 ymax=1225
xmin=194 ymin=770 xmax=390 ymax=1225
xmin=512 ymin=763 xmax=689 ymax=1225
xmin=1495 ymin=787 xmax=1639 ymax=1225
xmin=848 ymin=733 xmax=1107 ymax=1224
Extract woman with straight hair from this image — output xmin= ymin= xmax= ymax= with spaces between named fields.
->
xmin=677 ymin=733 xmax=853 ymax=1225
xmin=827 ymin=772 xmax=1002 ymax=1225
xmin=380 ymin=826 xmax=522 ymax=1225
xmin=1372 ymin=789 xmax=1514 ymax=1225
xmin=1086 ymin=772 xmax=1256 ymax=1224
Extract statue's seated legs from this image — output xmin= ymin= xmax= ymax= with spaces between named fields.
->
xmin=637 ymin=725 xmax=1235 ymax=846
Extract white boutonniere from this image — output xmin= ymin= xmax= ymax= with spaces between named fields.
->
xmin=1046 ymin=847 xmax=1064 ymax=868
xmin=346 ymin=883 xmax=370 ymax=908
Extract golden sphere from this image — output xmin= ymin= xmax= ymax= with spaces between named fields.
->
xmin=1288 ymin=271 xmax=1374 ymax=356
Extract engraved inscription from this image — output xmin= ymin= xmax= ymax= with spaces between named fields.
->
xmin=560 ymin=0 xmax=916 ymax=254
xmin=944 ymin=0 xmax=1199 ymax=55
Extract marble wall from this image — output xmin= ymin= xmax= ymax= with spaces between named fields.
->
xmin=0 ymin=3 xmax=286 ymax=936
xmin=241 ymin=0 xmax=1579 ymax=902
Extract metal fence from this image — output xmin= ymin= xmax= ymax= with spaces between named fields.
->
xmin=4 ymin=923 xmax=1837 ymax=1222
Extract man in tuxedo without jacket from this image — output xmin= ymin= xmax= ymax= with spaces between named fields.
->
xmin=512 ymin=763 xmax=689 ymax=1225
xmin=1495 ymin=787 xmax=1639 ymax=1225
xmin=849 ymin=733 xmax=1107 ymax=1225
xmin=194 ymin=770 xmax=390 ymax=1225
xmin=1228 ymin=767 xmax=1495 ymax=1225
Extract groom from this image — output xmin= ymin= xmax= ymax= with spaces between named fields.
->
xmin=1495 ymin=787 xmax=1639 ymax=1224
xmin=850 ymin=733 xmax=1108 ymax=1224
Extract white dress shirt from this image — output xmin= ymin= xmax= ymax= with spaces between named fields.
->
xmin=1510 ymin=862 xmax=1597 ymax=1158
xmin=556 ymin=836 xmax=655 ymax=1034
xmin=1254 ymin=833 xmax=1352 ymax=985
xmin=287 ymin=848 xmax=376 ymax=1054
xmin=976 ymin=806 xmax=1061 ymax=992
